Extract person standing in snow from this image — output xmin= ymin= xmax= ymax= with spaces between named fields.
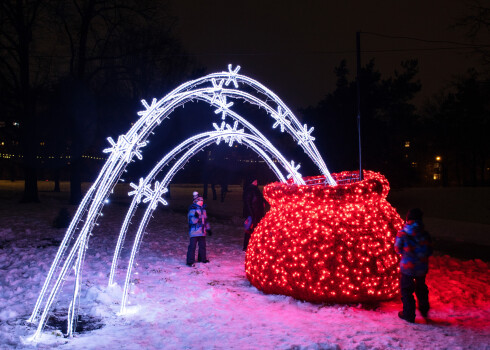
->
xmin=394 ymin=208 xmax=433 ymax=323
xmin=186 ymin=192 xmax=212 ymax=267
xmin=242 ymin=179 xmax=266 ymax=251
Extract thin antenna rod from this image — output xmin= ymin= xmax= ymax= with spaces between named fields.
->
xmin=356 ymin=31 xmax=363 ymax=181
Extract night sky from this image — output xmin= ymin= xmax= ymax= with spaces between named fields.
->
xmin=170 ymin=0 xmax=489 ymax=109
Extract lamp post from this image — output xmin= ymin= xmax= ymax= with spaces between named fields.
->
xmin=356 ymin=31 xmax=363 ymax=181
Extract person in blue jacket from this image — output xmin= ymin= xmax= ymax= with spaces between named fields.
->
xmin=394 ymin=208 xmax=433 ymax=323
xmin=186 ymin=192 xmax=212 ymax=267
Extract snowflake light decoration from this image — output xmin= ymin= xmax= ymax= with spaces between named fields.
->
xmin=214 ymin=95 xmax=234 ymax=120
xmin=103 ymin=134 xmax=147 ymax=163
xmin=297 ymin=123 xmax=316 ymax=145
xmin=271 ymin=106 xmax=291 ymax=132
xmin=225 ymin=64 xmax=241 ymax=87
xmin=212 ymin=121 xmax=244 ymax=146
xmin=129 ymin=178 xmax=168 ymax=208
xmin=128 ymin=178 xmax=149 ymax=204
xmin=210 ymin=78 xmax=224 ymax=104
xmin=138 ymin=98 xmax=164 ymax=126
xmin=286 ymin=160 xmax=302 ymax=180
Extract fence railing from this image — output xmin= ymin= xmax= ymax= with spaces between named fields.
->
xmin=303 ymin=174 xmax=361 ymax=186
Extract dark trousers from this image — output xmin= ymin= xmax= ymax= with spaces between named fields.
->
xmin=203 ymin=183 xmax=217 ymax=200
xmin=400 ymin=273 xmax=430 ymax=321
xmin=243 ymin=229 xmax=252 ymax=251
xmin=187 ymin=236 xmax=207 ymax=264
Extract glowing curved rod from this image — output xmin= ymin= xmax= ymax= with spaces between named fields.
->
xmin=133 ymin=86 xmax=328 ymax=184
xmin=31 ymin=167 xmax=124 ymax=338
xmin=119 ymin=131 xmax=298 ymax=313
xmin=123 ymin=65 xmax=335 ymax=185
xmin=109 ymin=86 xmax=328 ymax=285
xmin=31 ymin=144 xmax=137 ymax=338
xmin=111 ymin=129 xmax=296 ymax=287
xmin=145 ymin=65 xmax=336 ymax=185
xmin=28 ymin=152 xmax=122 ymax=324
xmin=108 ymin=126 xmax=292 ymax=284
xmin=108 ymin=113 xmax=289 ymax=285
xmin=200 ymin=89 xmax=330 ymax=182
xmin=31 ymin=83 xmax=295 ymax=337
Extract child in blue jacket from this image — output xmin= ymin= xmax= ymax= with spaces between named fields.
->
xmin=395 ymin=208 xmax=433 ymax=323
xmin=186 ymin=192 xmax=211 ymax=267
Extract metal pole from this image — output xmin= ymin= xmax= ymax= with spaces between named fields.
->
xmin=356 ymin=31 xmax=363 ymax=181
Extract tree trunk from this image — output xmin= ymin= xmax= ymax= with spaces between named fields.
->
xmin=69 ymin=156 xmax=82 ymax=204
xmin=53 ymin=167 xmax=61 ymax=192
xmin=20 ymin=115 xmax=39 ymax=202
xmin=480 ymin=155 xmax=486 ymax=186
xmin=18 ymin=1 xmax=39 ymax=203
xmin=68 ymin=0 xmax=94 ymax=205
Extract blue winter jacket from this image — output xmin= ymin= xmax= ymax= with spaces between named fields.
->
xmin=394 ymin=220 xmax=433 ymax=276
xmin=188 ymin=203 xmax=210 ymax=237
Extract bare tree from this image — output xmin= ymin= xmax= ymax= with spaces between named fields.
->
xmin=455 ymin=0 xmax=490 ymax=66
xmin=49 ymin=0 xmax=194 ymax=204
xmin=0 ymin=0 xmax=50 ymax=202
xmin=1 ymin=0 xmax=196 ymax=204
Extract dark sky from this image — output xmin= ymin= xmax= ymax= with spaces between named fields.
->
xmin=170 ymin=0 xmax=489 ymax=110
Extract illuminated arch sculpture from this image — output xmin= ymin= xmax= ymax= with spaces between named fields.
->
xmin=27 ymin=65 xmax=339 ymax=339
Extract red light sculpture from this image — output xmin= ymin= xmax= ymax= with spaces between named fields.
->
xmin=245 ymin=171 xmax=403 ymax=303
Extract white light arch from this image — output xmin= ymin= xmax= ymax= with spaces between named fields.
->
xmin=109 ymin=129 xmax=300 ymax=289
xmin=119 ymin=130 xmax=308 ymax=313
xmin=28 ymin=65 xmax=337 ymax=340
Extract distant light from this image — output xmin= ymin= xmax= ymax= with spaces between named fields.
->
xmin=435 ymin=156 xmax=441 ymax=161
xmin=404 ymin=141 xmax=410 ymax=148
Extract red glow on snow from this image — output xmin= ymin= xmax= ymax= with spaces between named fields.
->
xmin=245 ymin=170 xmax=403 ymax=303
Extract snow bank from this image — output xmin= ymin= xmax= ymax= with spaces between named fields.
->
xmin=0 ymin=183 xmax=489 ymax=349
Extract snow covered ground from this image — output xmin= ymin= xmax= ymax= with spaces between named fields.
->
xmin=0 ymin=181 xmax=489 ymax=349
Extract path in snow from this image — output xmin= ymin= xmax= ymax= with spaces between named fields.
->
xmin=0 ymin=181 xmax=489 ymax=349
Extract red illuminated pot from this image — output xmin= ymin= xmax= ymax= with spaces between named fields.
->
xmin=245 ymin=171 xmax=403 ymax=303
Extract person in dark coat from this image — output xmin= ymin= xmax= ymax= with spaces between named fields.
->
xmin=242 ymin=179 xmax=266 ymax=251
xmin=202 ymin=153 xmax=217 ymax=201
xmin=186 ymin=192 xmax=212 ymax=267
xmin=394 ymin=208 xmax=433 ymax=323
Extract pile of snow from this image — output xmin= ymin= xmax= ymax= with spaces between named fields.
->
xmin=0 ymin=183 xmax=489 ymax=349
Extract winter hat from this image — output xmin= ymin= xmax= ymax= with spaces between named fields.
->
xmin=192 ymin=191 xmax=199 ymax=200
xmin=406 ymin=208 xmax=423 ymax=221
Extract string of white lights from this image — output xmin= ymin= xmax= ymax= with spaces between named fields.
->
xmin=119 ymin=130 xmax=299 ymax=313
xmin=198 ymin=89 xmax=328 ymax=178
xmin=108 ymin=90 xmax=326 ymax=286
xmin=30 ymin=151 xmax=131 ymax=339
xmin=119 ymin=64 xmax=335 ymax=185
xmin=135 ymin=85 xmax=331 ymax=184
xmin=110 ymin=128 xmax=299 ymax=288
xmin=28 ymin=152 xmax=121 ymax=324
xmin=136 ymin=86 xmax=327 ymax=182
